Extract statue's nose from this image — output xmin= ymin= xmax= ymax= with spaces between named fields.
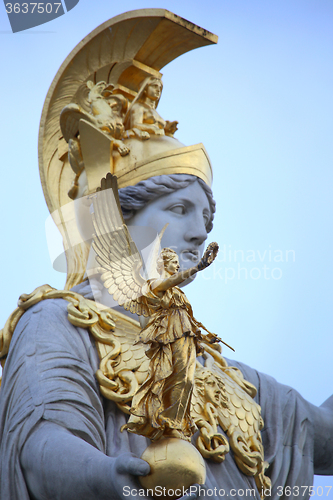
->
xmin=184 ymin=214 xmax=208 ymax=246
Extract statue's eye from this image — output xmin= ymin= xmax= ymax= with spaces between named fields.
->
xmin=203 ymin=211 xmax=210 ymax=227
xmin=169 ymin=205 xmax=185 ymax=215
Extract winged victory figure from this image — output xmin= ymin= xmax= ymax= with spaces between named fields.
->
xmin=91 ymin=172 xmax=227 ymax=442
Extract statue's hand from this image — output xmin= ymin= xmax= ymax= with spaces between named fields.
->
xmin=204 ymin=332 xmax=221 ymax=344
xmin=111 ymin=454 xmax=206 ymax=500
xmin=111 ymin=453 xmax=151 ymax=499
xmin=197 ymin=242 xmax=219 ymax=271
xmin=165 ymin=120 xmax=179 ymax=136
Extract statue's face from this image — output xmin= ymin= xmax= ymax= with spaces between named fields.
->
xmin=164 ymin=255 xmax=180 ymax=275
xmin=126 ymin=181 xmax=211 ymax=271
xmin=204 ymin=375 xmax=223 ymax=406
xmin=145 ymin=80 xmax=162 ymax=101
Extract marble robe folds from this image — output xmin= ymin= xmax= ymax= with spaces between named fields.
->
xmin=0 ymin=298 xmax=315 ymax=500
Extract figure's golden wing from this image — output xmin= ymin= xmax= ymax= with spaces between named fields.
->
xmin=38 ymin=11 xmax=217 ymax=291
xmin=91 ymin=173 xmax=150 ymax=316
xmin=99 ymin=308 xmax=150 ymax=380
xmin=94 ymin=307 xmax=150 ymax=407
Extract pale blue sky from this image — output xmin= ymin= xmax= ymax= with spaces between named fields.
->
xmin=1 ymin=1 xmax=332 ymax=494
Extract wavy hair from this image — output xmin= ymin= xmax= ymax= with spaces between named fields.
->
xmin=119 ymin=174 xmax=216 ymax=232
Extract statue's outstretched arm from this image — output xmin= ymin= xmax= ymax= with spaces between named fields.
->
xmin=153 ymin=265 xmax=199 ymax=292
xmin=20 ymin=421 xmax=150 ymax=500
xmin=20 ymin=421 xmax=206 ymax=500
xmin=311 ymin=395 xmax=333 ymax=474
xmin=154 ymin=242 xmax=219 ymax=293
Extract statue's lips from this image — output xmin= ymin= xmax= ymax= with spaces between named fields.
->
xmin=181 ymin=250 xmax=200 ymax=262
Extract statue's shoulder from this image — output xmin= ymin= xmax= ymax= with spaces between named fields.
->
xmin=0 ymin=285 xmax=96 ymax=370
xmin=15 ymin=295 xmax=73 ymax=338
xmin=20 ymin=292 xmax=69 ymax=319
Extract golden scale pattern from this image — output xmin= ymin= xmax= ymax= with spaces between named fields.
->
xmin=0 ymin=286 xmax=270 ymax=498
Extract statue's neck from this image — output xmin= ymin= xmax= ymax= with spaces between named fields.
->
xmin=143 ymin=96 xmax=157 ymax=109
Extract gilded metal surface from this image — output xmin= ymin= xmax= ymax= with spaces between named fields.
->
xmin=139 ymin=438 xmax=206 ymax=499
xmin=60 ymin=76 xmax=212 ymax=195
xmin=39 ymin=8 xmax=217 ymax=214
xmin=0 ymin=285 xmax=150 ymax=404
xmin=38 ymin=9 xmax=217 ymax=290
xmin=127 ymin=77 xmax=178 ymax=138
xmin=191 ymin=345 xmax=271 ymax=497
xmin=0 ymin=286 xmax=269 ymax=498
xmin=92 ymin=173 xmax=219 ymax=440
xmin=81 ymin=122 xmax=212 ymax=193
xmin=0 ymin=9 xmax=272 ymax=497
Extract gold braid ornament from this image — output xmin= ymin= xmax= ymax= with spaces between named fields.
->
xmin=0 ymin=9 xmax=271 ymax=499
xmin=0 ymin=285 xmax=149 ymax=406
xmin=89 ymin=172 xmax=269 ymax=497
xmin=0 ymin=287 xmax=270 ymax=497
xmin=192 ymin=346 xmax=271 ymax=495
xmin=91 ymin=173 xmax=222 ymax=442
